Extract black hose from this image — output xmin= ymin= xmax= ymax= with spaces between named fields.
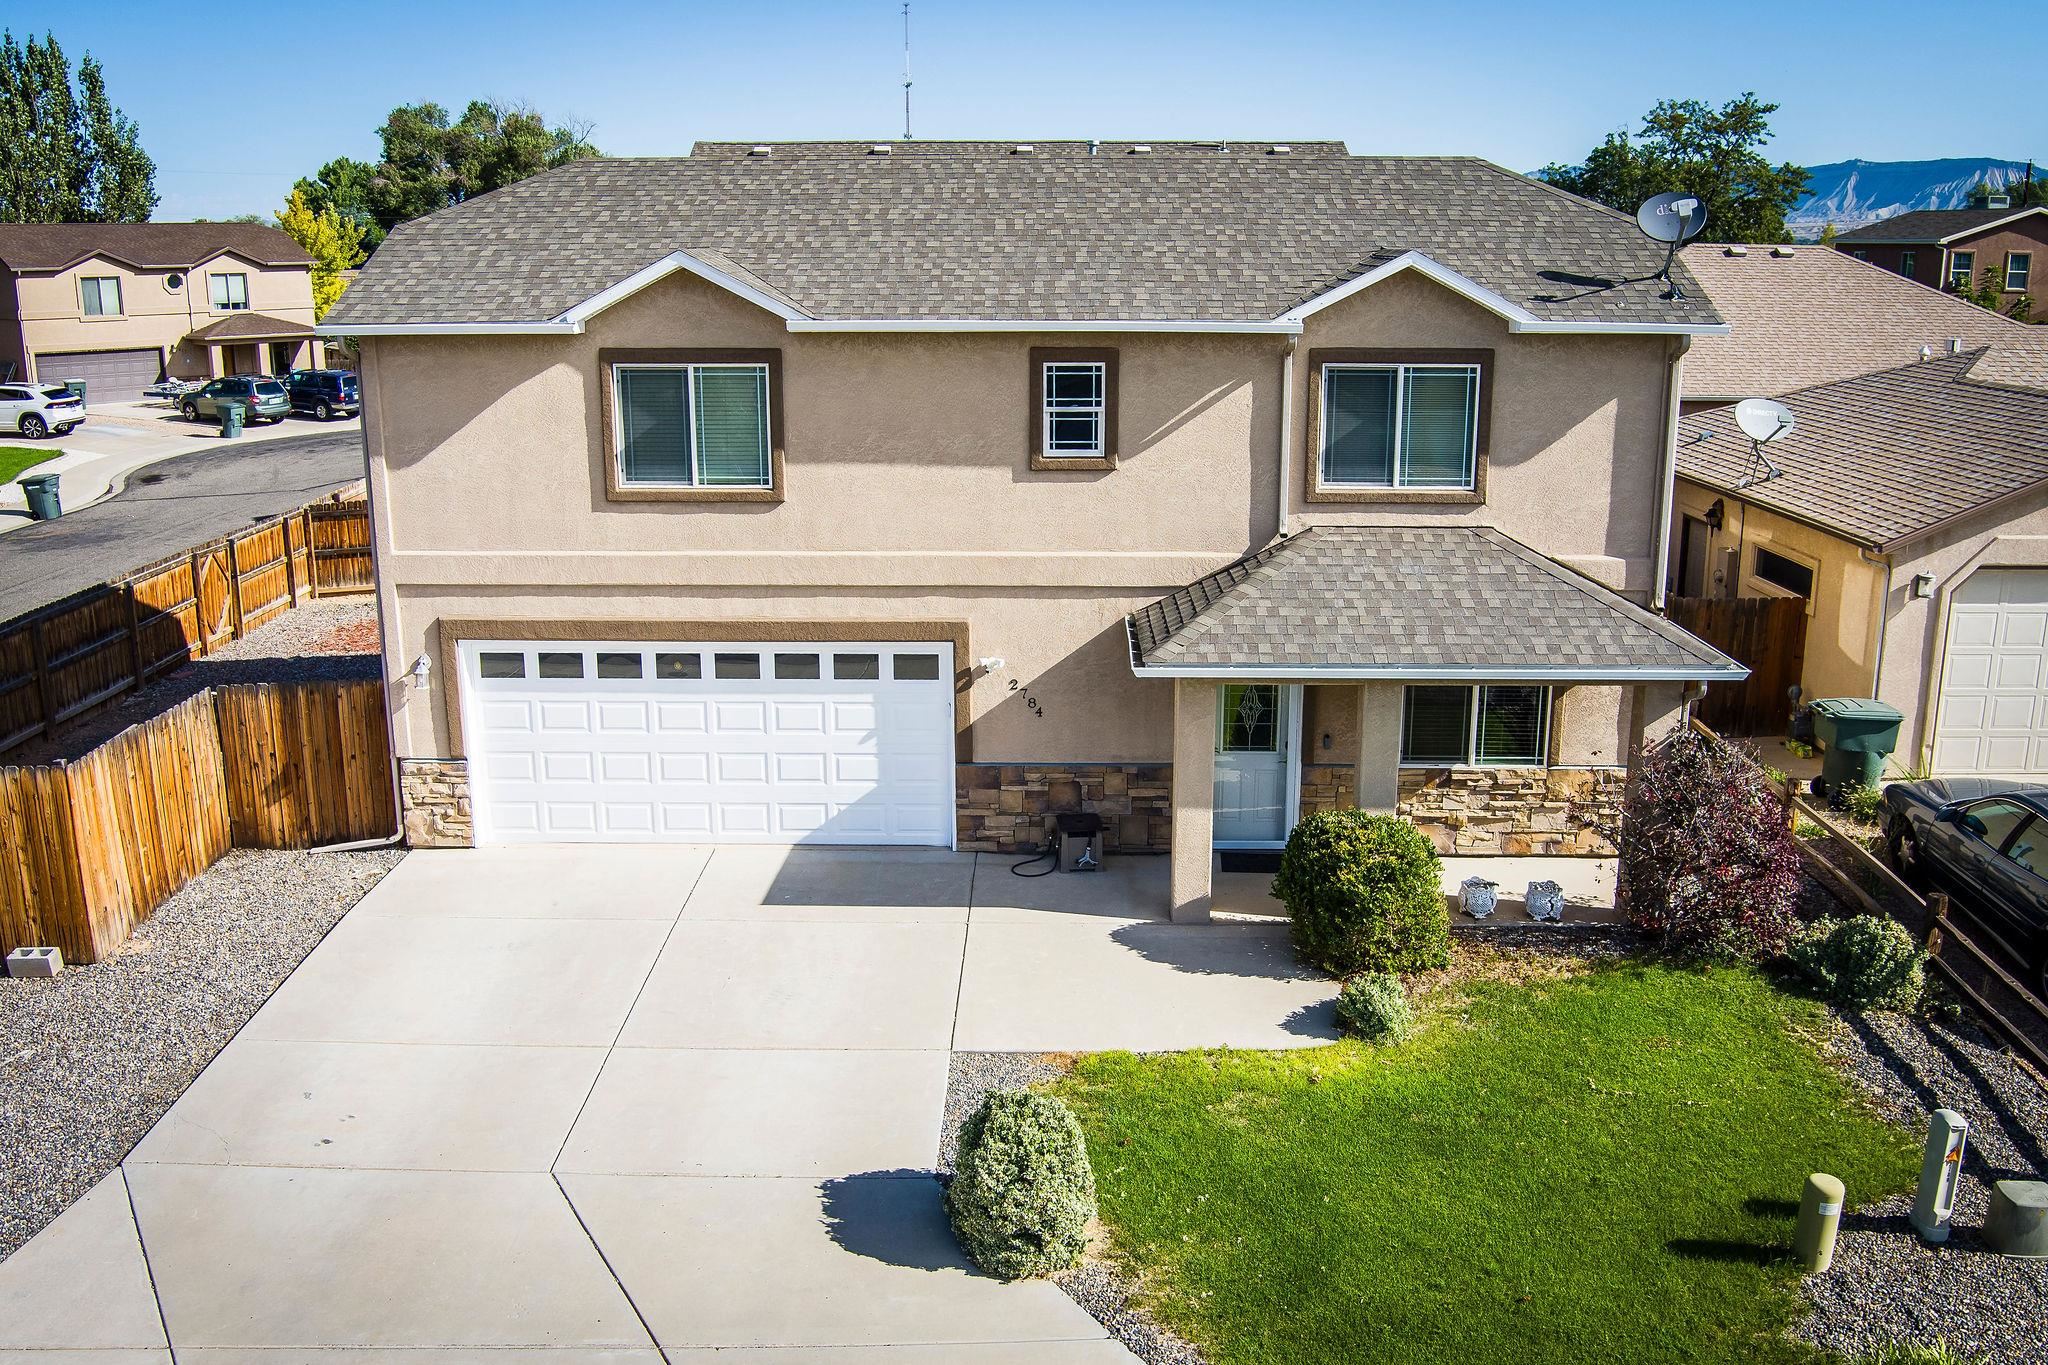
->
xmin=1010 ymin=844 xmax=1058 ymax=877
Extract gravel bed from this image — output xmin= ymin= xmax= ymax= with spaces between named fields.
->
xmin=1057 ymin=1262 xmax=1210 ymax=1365
xmin=10 ymin=598 xmax=379 ymax=764
xmin=0 ymin=845 xmax=403 ymax=1258
xmin=940 ymin=1051 xmax=1064 ymax=1172
xmin=1800 ymin=1007 xmax=2048 ymax=1364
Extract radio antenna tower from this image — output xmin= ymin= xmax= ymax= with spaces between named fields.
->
xmin=901 ymin=3 xmax=914 ymax=140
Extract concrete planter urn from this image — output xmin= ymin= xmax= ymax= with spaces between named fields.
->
xmin=1458 ymin=877 xmax=1500 ymax=919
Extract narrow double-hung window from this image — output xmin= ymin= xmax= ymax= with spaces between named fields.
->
xmin=210 ymin=272 xmax=249 ymax=310
xmin=1042 ymin=362 xmax=1105 ymax=457
xmin=1948 ymin=251 xmax=1976 ymax=289
xmin=613 ymin=363 xmax=772 ymax=489
xmin=2007 ymin=253 xmax=2032 ymax=292
xmin=1321 ymin=364 xmax=1480 ymax=490
xmin=80 ymin=276 xmax=122 ymax=316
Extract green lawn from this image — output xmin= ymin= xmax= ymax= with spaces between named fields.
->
xmin=1 ymin=445 xmax=55 ymax=484
xmin=1053 ymin=962 xmax=1918 ymax=1365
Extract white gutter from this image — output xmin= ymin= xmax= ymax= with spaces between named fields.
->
xmin=1275 ymin=337 xmax=1296 ymax=539
xmin=318 ymin=321 xmax=582 ymax=336
xmin=1130 ymin=662 xmax=1749 ymax=683
xmin=784 ymin=318 xmax=1303 ymax=334
xmin=1651 ymin=334 xmax=1692 ymax=609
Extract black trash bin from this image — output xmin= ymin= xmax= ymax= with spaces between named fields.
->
xmin=18 ymin=474 xmax=61 ymax=520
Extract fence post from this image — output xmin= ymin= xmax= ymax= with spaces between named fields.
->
xmin=28 ymin=618 xmax=58 ymax=741
xmin=188 ymin=553 xmax=209 ymax=658
xmin=305 ymin=509 xmax=321 ymax=600
xmin=125 ymin=585 xmax=145 ymax=689
xmin=226 ymin=535 xmax=246 ymax=642
xmin=1924 ymin=892 xmax=1949 ymax=953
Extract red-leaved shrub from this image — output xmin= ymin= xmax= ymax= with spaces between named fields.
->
xmin=1617 ymin=728 xmax=1800 ymax=961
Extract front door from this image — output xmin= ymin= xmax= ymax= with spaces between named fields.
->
xmin=1678 ymin=516 xmax=1712 ymax=598
xmin=1214 ymin=683 xmax=1293 ymax=846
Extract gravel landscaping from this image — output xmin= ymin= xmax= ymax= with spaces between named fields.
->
xmin=0 ymin=845 xmax=403 ymax=1259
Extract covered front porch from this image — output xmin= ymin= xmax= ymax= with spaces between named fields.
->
xmin=1128 ymin=525 xmax=1748 ymax=922
xmin=184 ymin=312 xmax=324 ymax=378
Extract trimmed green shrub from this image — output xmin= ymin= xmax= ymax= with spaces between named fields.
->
xmin=946 ymin=1090 xmax=1096 ymax=1280
xmin=1273 ymin=810 xmax=1449 ymax=975
xmin=1336 ymin=972 xmax=1412 ymax=1043
xmin=1790 ymin=915 xmax=1926 ymax=1011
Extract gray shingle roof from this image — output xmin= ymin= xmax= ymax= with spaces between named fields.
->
xmin=0 ymin=222 xmax=311 ymax=272
xmin=1128 ymin=526 xmax=1743 ymax=677
xmin=1677 ymin=350 xmax=2048 ymax=550
xmin=326 ymin=144 xmax=1722 ymax=330
xmin=1837 ymin=206 xmax=2047 ymax=245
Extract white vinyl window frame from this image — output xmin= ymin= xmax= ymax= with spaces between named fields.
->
xmin=1318 ymin=362 xmax=1482 ymax=491
xmin=209 ymin=271 xmax=250 ymax=310
xmin=2007 ymin=252 xmax=2032 ymax=292
xmin=1040 ymin=360 xmax=1107 ymax=458
xmin=1947 ymin=251 xmax=1977 ymax=289
xmin=79 ymin=275 xmax=123 ymax=317
xmin=609 ymin=361 xmax=773 ymax=490
xmin=1397 ymin=684 xmax=1553 ymax=768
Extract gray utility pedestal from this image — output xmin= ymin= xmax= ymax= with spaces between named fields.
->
xmin=1984 ymin=1180 xmax=2048 ymax=1257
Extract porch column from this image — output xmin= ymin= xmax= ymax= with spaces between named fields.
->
xmin=1169 ymin=679 xmax=1217 ymax=924
xmin=1353 ymin=681 xmax=1402 ymax=813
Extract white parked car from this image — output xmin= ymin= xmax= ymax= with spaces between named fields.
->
xmin=0 ymin=382 xmax=85 ymax=438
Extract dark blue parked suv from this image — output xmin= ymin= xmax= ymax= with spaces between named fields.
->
xmin=285 ymin=369 xmax=360 ymax=420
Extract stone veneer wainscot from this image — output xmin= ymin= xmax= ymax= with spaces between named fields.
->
xmin=956 ymin=763 xmax=1171 ymax=853
xmin=1399 ymin=766 xmax=1623 ymax=855
xmin=399 ymin=758 xmax=473 ymax=848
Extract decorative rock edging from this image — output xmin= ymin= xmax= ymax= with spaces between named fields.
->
xmin=398 ymin=758 xmax=473 ymax=848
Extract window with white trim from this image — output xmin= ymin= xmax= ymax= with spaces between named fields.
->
xmin=1899 ymin=250 xmax=1917 ymax=278
xmin=1041 ymin=362 xmax=1106 ymax=457
xmin=2007 ymin=252 xmax=2032 ymax=292
xmin=612 ymin=363 xmax=772 ymax=488
xmin=1399 ymin=685 xmax=1551 ymax=766
xmin=1948 ymin=251 xmax=1976 ymax=289
xmin=80 ymin=275 xmax=122 ymax=316
xmin=209 ymin=272 xmax=249 ymax=310
xmin=1321 ymin=364 xmax=1480 ymax=490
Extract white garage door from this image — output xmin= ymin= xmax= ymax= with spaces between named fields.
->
xmin=37 ymin=348 xmax=163 ymax=403
xmin=1934 ymin=569 xmax=2048 ymax=775
xmin=459 ymin=639 xmax=956 ymax=845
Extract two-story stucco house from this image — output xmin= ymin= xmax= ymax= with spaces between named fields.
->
xmin=321 ymin=140 xmax=1742 ymax=920
xmin=0 ymin=222 xmax=326 ymax=400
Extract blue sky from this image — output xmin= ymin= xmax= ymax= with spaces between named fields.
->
xmin=38 ymin=0 xmax=2046 ymax=221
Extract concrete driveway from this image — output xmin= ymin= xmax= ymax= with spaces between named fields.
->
xmin=0 ymin=846 xmax=1335 ymax=1361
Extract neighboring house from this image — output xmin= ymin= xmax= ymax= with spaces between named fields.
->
xmin=1671 ymin=243 xmax=2048 ymax=776
xmin=0 ymin=223 xmax=326 ymax=401
xmin=321 ymin=140 xmax=1741 ymax=920
xmin=1834 ymin=198 xmax=2046 ymax=321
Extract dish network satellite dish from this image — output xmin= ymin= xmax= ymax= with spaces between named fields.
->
xmin=1634 ymin=191 xmax=1707 ymax=300
xmin=1732 ymin=397 xmax=1795 ymax=487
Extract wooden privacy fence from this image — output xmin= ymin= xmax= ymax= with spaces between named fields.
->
xmin=1667 ymin=595 xmax=1809 ymax=737
xmin=0 ymin=485 xmax=374 ymax=759
xmin=0 ymin=680 xmax=394 ymax=964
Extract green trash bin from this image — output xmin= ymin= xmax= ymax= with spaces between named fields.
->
xmin=18 ymin=473 xmax=61 ymax=520
xmin=63 ymin=379 xmax=86 ymax=404
xmin=220 ymin=400 xmax=244 ymax=438
xmin=1809 ymin=697 xmax=1904 ymax=793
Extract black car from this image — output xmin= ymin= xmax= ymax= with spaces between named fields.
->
xmin=285 ymin=369 xmax=360 ymax=420
xmin=1882 ymin=777 xmax=2048 ymax=994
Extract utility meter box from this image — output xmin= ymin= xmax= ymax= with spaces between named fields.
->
xmin=1055 ymin=812 xmax=1105 ymax=873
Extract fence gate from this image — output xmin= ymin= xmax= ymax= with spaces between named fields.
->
xmin=1666 ymin=595 xmax=1809 ymax=737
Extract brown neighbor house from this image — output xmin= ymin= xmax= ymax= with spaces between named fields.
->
xmin=1834 ymin=193 xmax=2046 ymax=321
xmin=1671 ymin=243 xmax=2048 ymax=776
xmin=0 ymin=222 xmax=327 ymax=401
xmin=319 ymin=139 xmax=1744 ymax=921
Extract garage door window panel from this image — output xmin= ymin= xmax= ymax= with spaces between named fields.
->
xmin=715 ymin=653 xmax=761 ymax=680
xmin=479 ymin=652 xmax=526 ymax=679
xmin=597 ymin=653 xmax=644 ymax=680
xmin=775 ymin=653 xmax=821 ymax=680
xmin=894 ymin=654 xmax=942 ymax=680
xmin=655 ymin=653 xmax=701 ymax=680
xmin=538 ymin=653 xmax=585 ymax=679
xmin=834 ymin=653 xmax=880 ymax=680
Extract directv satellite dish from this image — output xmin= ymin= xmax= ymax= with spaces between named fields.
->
xmin=1634 ymin=192 xmax=1708 ymax=301
xmin=1732 ymin=397 xmax=1795 ymax=487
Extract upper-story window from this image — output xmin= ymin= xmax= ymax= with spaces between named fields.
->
xmin=1948 ymin=251 xmax=1976 ymax=289
xmin=1321 ymin=362 xmax=1481 ymax=490
xmin=1850 ymin=248 xmax=1868 ymax=261
xmin=80 ymin=275 xmax=122 ymax=317
xmin=209 ymin=272 xmax=250 ymax=310
xmin=1899 ymin=250 xmax=1917 ymax=278
xmin=1028 ymin=347 xmax=1118 ymax=470
xmin=2007 ymin=253 xmax=2033 ymax=292
xmin=612 ymin=361 xmax=772 ymax=489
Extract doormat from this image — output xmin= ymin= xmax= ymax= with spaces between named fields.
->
xmin=1219 ymin=850 xmax=1283 ymax=874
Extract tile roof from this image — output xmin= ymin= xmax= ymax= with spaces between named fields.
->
xmin=1676 ymin=350 xmax=2048 ymax=549
xmin=1127 ymin=525 xmax=1742 ymax=678
xmin=186 ymin=311 xmax=315 ymax=342
xmin=1678 ymin=244 xmax=2046 ymax=400
xmin=1836 ymin=206 xmax=2048 ymax=244
xmin=0 ymin=222 xmax=311 ymax=272
xmin=325 ymin=144 xmax=1722 ymax=330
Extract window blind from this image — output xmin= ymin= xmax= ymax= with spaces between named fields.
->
xmin=1475 ymin=686 xmax=1546 ymax=764
xmin=617 ymin=368 xmax=693 ymax=484
xmin=1323 ymin=368 xmax=1397 ymax=484
xmin=1400 ymin=369 xmax=1477 ymax=487
xmin=693 ymin=366 xmax=770 ymax=485
xmin=1400 ymin=686 xmax=1471 ymax=765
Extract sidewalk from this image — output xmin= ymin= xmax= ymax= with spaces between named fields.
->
xmin=0 ymin=401 xmax=360 ymax=532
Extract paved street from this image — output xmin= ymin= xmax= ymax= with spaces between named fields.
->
xmin=0 ymin=427 xmax=366 ymax=619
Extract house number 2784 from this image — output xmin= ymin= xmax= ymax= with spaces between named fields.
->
xmin=1008 ymin=678 xmax=1048 ymax=718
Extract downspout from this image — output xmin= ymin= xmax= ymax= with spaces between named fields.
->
xmin=1859 ymin=544 xmax=1907 ymax=769
xmin=1275 ymin=336 xmax=1296 ymax=541
xmin=1651 ymin=334 xmax=1691 ymax=609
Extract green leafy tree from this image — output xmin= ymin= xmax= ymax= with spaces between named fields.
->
xmin=1818 ymin=221 xmax=1839 ymax=247
xmin=0 ymin=30 xmax=156 ymax=222
xmin=1949 ymin=264 xmax=2033 ymax=320
xmin=348 ymin=99 xmax=597 ymax=236
xmin=1539 ymin=93 xmax=1808 ymax=244
xmin=277 ymin=188 xmax=366 ymax=320
xmin=292 ymin=156 xmax=382 ymax=248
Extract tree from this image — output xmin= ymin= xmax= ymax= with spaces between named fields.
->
xmin=1539 ymin=93 xmax=1808 ymax=244
xmin=0 ymin=31 xmax=155 ymax=222
xmin=292 ymin=157 xmax=381 ymax=248
xmin=329 ymin=99 xmax=597 ymax=238
xmin=1818 ymin=222 xmax=1839 ymax=247
xmin=276 ymin=188 xmax=366 ymax=320
xmin=1949 ymin=264 xmax=2033 ymax=321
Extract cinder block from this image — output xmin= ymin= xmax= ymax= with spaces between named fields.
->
xmin=6 ymin=946 xmax=63 ymax=978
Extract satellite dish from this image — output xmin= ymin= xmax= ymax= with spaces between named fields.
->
xmin=1734 ymin=398 xmax=1796 ymax=444
xmin=1634 ymin=192 xmax=1708 ymax=301
xmin=1635 ymin=192 xmax=1708 ymax=244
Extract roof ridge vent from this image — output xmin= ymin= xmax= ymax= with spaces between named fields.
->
xmin=747 ymin=145 xmax=771 ymax=157
xmin=1129 ymin=144 xmax=1152 ymax=154
xmin=1268 ymin=144 xmax=1293 ymax=155
xmin=867 ymin=143 xmax=892 ymax=156
xmin=1771 ymin=245 xmax=1796 ymax=257
xmin=1011 ymin=144 xmax=1034 ymax=155
xmin=1723 ymin=245 xmax=1748 ymax=257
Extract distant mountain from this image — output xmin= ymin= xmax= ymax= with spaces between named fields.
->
xmin=1790 ymin=158 xmax=2033 ymax=239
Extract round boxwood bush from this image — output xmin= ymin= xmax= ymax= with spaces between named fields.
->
xmin=1336 ymin=971 xmax=1412 ymax=1042
xmin=1272 ymin=809 xmax=1449 ymax=975
xmin=946 ymin=1090 xmax=1096 ymax=1280
xmin=1790 ymin=915 xmax=1926 ymax=1011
